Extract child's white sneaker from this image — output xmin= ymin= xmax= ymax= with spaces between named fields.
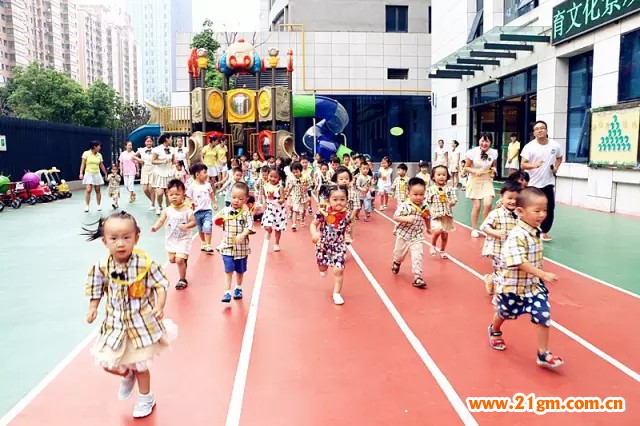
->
xmin=273 ymin=244 xmax=280 ymax=252
xmin=133 ymin=393 xmax=156 ymax=418
xmin=471 ymin=230 xmax=480 ymax=238
xmin=118 ymin=370 xmax=136 ymax=400
xmin=319 ymin=270 xmax=327 ymax=277
xmin=332 ymin=293 xmax=344 ymax=305
xmin=84 ymin=205 xmax=89 ymax=212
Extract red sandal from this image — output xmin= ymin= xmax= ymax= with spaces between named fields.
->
xmin=488 ymin=325 xmax=506 ymax=351
xmin=536 ymin=350 xmax=564 ymax=368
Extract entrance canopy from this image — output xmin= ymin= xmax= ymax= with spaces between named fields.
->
xmin=429 ymin=26 xmax=551 ymax=79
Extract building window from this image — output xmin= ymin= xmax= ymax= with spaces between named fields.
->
xmin=387 ymin=68 xmax=409 ymax=79
xmin=566 ymin=51 xmax=593 ymax=163
xmin=451 ymin=96 xmax=457 ymax=108
xmin=504 ymin=0 xmax=538 ymax=25
xmin=428 ymin=6 xmax=432 ymax=34
xmin=619 ymin=29 xmax=640 ymax=103
xmin=467 ymin=1 xmax=484 ymax=43
xmin=386 ymin=5 xmax=408 ymax=32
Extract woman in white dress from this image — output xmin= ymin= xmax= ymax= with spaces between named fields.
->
xmin=434 ymin=139 xmax=449 ymax=167
xmin=151 ymin=133 xmax=175 ymax=215
xmin=136 ymin=137 xmax=156 ymax=210
xmin=173 ymin=137 xmax=188 ymax=168
xmin=79 ymin=140 xmax=108 ymax=212
xmin=449 ymin=140 xmax=461 ymax=188
xmin=464 ymin=132 xmax=498 ymax=237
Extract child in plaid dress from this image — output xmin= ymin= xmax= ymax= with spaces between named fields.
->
xmin=107 ymin=164 xmax=122 ymax=209
xmin=489 ymin=187 xmax=564 ymax=369
xmin=391 ymin=163 xmax=409 ymax=205
xmin=391 ymin=177 xmax=429 ymax=288
xmin=480 ymin=181 xmax=521 ymax=295
xmin=310 ymin=185 xmax=350 ymax=305
xmin=83 ymin=211 xmax=177 ymax=418
xmin=285 ymin=162 xmax=311 ymax=230
xmin=426 ymin=165 xmax=457 ymax=259
xmin=215 ymin=182 xmax=256 ymax=303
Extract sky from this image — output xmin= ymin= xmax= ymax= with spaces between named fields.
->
xmin=192 ymin=0 xmax=260 ymax=32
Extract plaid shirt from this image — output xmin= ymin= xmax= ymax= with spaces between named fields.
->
xmin=348 ymin=187 xmax=360 ymax=211
xmin=481 ymin=206 xmax=519 ymax=257
xmin=392 ymin=176 xmax=409 ymax=202
xmin=85 ymin=250 xmax=169 ymax=350
xmin=497 ymin=220 xmax=545 ymax=297
xmin=393 ymin=200 xmax=428 ymax=242
xmin=425 ymin=184 xmax=457 ymax=219
xmin=217 ymin=206 xmax=255 ymax=259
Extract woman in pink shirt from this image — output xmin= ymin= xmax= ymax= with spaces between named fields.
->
xmin=118 ymin=141 xmax=139 ymax=203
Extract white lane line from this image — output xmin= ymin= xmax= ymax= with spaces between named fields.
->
xmin=374 ymin=210 xmax=640 ymax=384
xmin=225 ymin=237 xmax=270 ymax=426
xmin=0 ymin=234 xmax=199 ymax=426
xmin=348 ymin=245 xmax=478 ymax=426
xmin=452 ymin=217 xmax=640 ymax=300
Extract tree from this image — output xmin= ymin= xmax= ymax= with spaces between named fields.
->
xmin=83 ymin=81 xmax=120 ymax=128
xmin=114 ymin=101 xmax=150 ymax=131
xmin=8 ymin=63 xmax=89 ymax=125
xmin=190 ymin=19 xmax=224 ymax=89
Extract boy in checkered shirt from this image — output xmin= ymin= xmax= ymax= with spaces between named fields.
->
xmin=480 ymin=180 xmax=521 ymax=295
xmin=488 ymin=187 xmax=564 ymax=369
xmin=215 ymin=181 xmax=256 ymax=303
xmin=391 ymin=177 xmax=429 ymax=288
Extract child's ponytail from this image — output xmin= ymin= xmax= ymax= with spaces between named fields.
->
xmin=81 ymin=211 xmax=141 ymax=241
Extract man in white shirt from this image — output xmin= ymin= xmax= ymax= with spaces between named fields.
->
xmin=520 ymin=120 xmax=563 ymax=241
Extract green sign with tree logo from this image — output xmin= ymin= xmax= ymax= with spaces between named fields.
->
xmin=552 ymin=0 xmax=640 ymax=45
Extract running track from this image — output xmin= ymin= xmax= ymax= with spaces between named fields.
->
xmin=3 ymin=199 xmax=639 ymax=425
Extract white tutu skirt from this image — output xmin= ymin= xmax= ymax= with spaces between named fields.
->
xmin=82 ymin=173 xmax=104 ymax=186
xmin=91 ymin=319 xmax=178 ymax=373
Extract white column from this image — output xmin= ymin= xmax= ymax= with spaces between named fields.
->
xmin=535 ymin=56 xmax=568 ymax=151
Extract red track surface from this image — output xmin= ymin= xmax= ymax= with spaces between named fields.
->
xmin=7 ymin=199 xmax=640 ymax=425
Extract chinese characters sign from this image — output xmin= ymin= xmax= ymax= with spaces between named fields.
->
xmin=552 ymin=0 xmax=640 ymax=45
xmin=589 ymin=107 xmax=640 ymax=168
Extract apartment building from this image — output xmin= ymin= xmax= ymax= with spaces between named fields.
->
xmin=176 ymin=0 xmax=432 ymax=162
xmin=76 ymin=2 xmax=139 ymax=103
xmin=0 ymin=0 xmax=78 ymax=84
xmin=430 ymin=0 xmax=640 ymax=214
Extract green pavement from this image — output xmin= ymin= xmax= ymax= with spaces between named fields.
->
xmin=452 ymin=190 xmax=640 ymax=295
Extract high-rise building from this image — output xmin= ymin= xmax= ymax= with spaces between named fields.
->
xmin=0 ymin=0 xmax=79 ymax=84
xmin=127 ymin=0 xmax=191 ymax=104
xmin=76 ymin=2 xmax=139 ymax=103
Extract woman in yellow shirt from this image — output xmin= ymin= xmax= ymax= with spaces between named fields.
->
xmin=79 ymin=140 xmax=108 ymax=212
xmin=506 ymin=133 xmax=521 ymax=174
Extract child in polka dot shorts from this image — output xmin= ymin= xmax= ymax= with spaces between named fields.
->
xmin=488 ymin=187 xmax=564 ymax=369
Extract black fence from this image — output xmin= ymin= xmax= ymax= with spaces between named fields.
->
xmin=0 ymin=116 xmax=131 ymax=182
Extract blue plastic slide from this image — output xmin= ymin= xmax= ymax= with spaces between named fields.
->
xmin=292 ymin=94 xmax=349 ymax=159
xmin=128 ymin=124 xmax=161 ymax=146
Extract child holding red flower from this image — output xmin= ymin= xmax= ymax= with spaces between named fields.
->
xmin=310 ymin=185 xmax=350 ymax=305
xmin=261 ymin=168 xmax=287 ymax=252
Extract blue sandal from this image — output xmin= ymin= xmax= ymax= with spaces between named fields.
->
xmin=537 ymin=350 xmax=564 ymax=368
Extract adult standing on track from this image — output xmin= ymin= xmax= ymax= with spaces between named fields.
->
xmin=151 ymin=133 xmax=175 ymax=215
xmin=79 ymin=140 xmax=108 ymax=213
xmin=520 ymin=120 xmax=563 ymax=242
xmin=464 ymin=132 xmax=498 ymax=238
xmin=137 ymin=137 xmax=156 ymax=211
xmin=433 ymin=139 xmax=449 ymax=168
xmin=119 ymin=141 xmax=139 ymax=203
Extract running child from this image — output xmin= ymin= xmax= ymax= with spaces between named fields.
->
xmin=174 ymin=160 xmax=187 ymax=184
xmin=391 ymin=177 xmax=429 ymax=288
xmin=254 ymin=165 xmax=270 ymax=206
xmin=488 ymin=187 xmax=564 ymax=368
xmin=246 ymin=195 xmax=264 ymax=222
xmin=481 ymin=181 xmax=520 ymax=295
xmin=376 ymin=156 xmax=393 ymax=210
xmin=186 ymin=163 xmax=215 ymax=254
xmin=83 ymin=211 xmax=177 ymax=418
xmin=391 ymin=163 xmax=409 ymax=204
xmin=151 ymin=179 xmax=196 ymax=290
xmin=426 ymin=165 xmax=457 ymax=258
xmin=310 ymin=184 xmax=350 ymax=305
xmin=262 ymin=168 xmax=287 ymax=252
xmin=217 ymin=167 xmax=244 ymax=208
xmin=332 ymin=166 xmax=357 ymax=243
xmin=107 ymin=164 xmax=122 ymax=209
xmin=286 ymin=162 xmax=311 ymax=230
xmin=315 ymin=162 xmax=330 ymax=202
xmin=356 ymin=161 xmax=374 ymax=221
xmin=215 ymin=181 xmax=255 ymax=303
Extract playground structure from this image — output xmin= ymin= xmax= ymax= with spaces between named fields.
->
xmin=128 ymin=39 xmax=352 ymax=162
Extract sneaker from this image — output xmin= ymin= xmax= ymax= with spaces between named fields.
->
xmin=155 ymin=206 xmax=161 ymax=215
xmin=319 ymin=270 xmax=327 ymax=277
xmin=118 ymin=370 xmax=136 ymax=400
xmin=84 ymin=205 xmax=89 ymax=212
xmin=484 ymin=274 xmax=495 ymax=295
xmin=332 ymin=293 xmax=344 ymax=305
xmin=221 ymin=292 xmax=232 ymax=303
xmin=97 ymin=206 xmax=102 ymax=212
xmin=541 ymin=233 xmax=553 ymax=242
xmin=203 ymin=245 xmax=215 ymax=254
xmin=149 ymin=205 xmax=155 ymax=211
xmin=112 ymin=203 xmax=117 ymax=209
xmin=233 ymin=288 xmax=243 ymax=300
xmin=132 ymin=393 xmax=156 ymax=418
xmin=273 ymin=244 xmax=280 ymax=252
xmin=471 ymin=230 xmax=480 ymax=238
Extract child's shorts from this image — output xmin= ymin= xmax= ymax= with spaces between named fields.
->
xmin=493 ymin=285 xmax=551 ymax=327
xmin=168 ymin=252 xmax=189 ymax=263
xmin=222 ymin=255 xmax=248 ymax=274
xmin=194 ymin=209 xmax=213 ymax=233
